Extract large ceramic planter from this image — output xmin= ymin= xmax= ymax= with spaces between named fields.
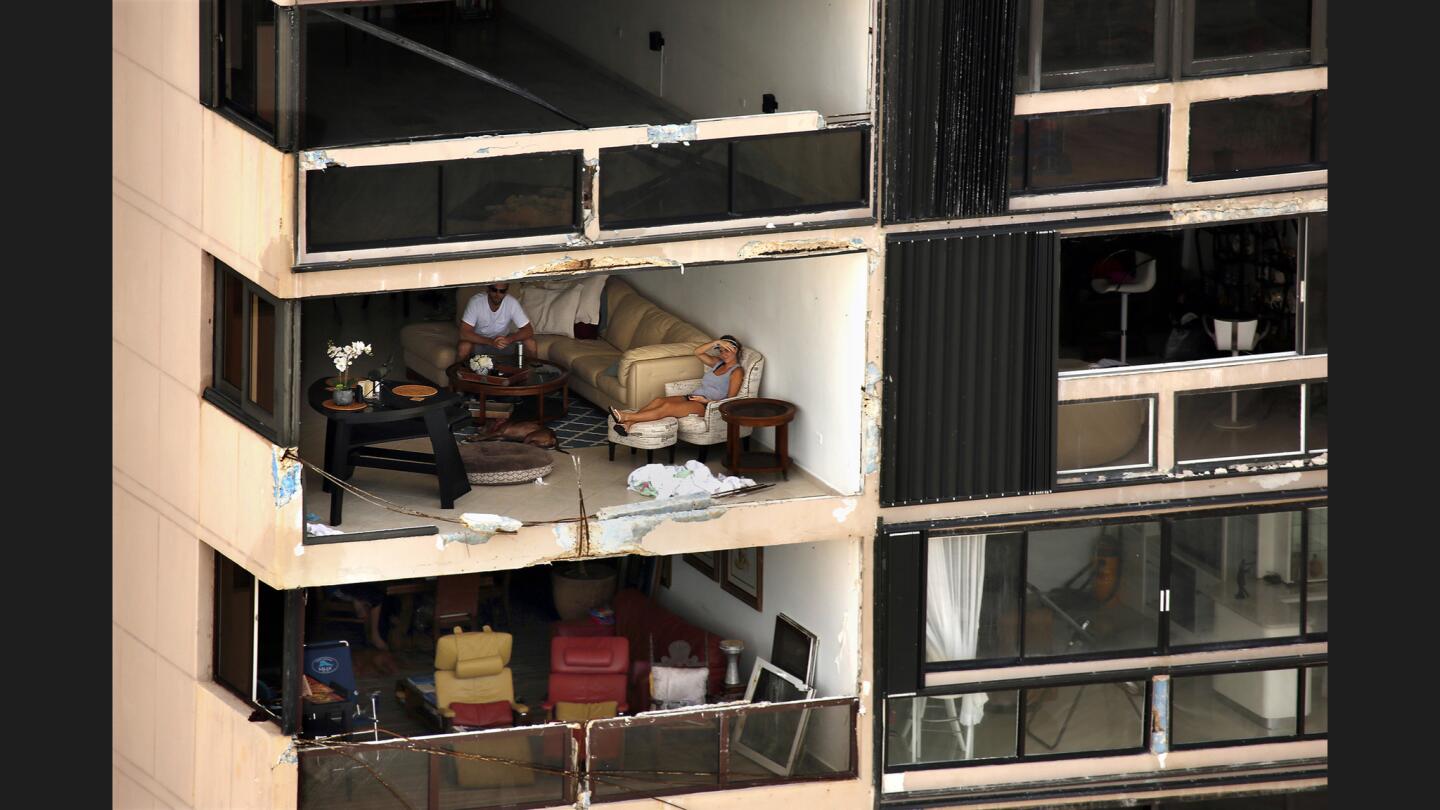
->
xmin=551 ymin=563 xmax=617 ymax=621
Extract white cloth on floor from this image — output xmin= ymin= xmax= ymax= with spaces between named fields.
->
xmin=627 ymin=461 xmax=756 ymax=499
xmin=306 ymin=522 xmax=344 ymax=536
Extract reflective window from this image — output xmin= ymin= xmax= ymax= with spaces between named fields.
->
xmin=306 ymin=154 xmax=580 ymax=253
xmin=1175 ymin=383 xmax=1303 ymax=462
xmin=1171 ymin=668 xmax=1298 ymax=744
xmin=1168 ymin=511 xmax=1306 ymax=647
xmin=732 ymin=129 xmax=867 ymax=215
xmin=1304 ymin=214 xmax=1328 ymax=353
xmin=1012 ymin=106 xmax=1166 ymax=194
xmin=600 ymin=142 xmax=730 ymax=228
xmin=1305 ymin=508 xmax=1328 ymax=634
xmin=1189 ymin=92 xmax=1326 ymax=180
xmin=1304 ymin=665 xmax=1328 ymax=734
xmin=1190 ymin=0 xmax=1311 ymax=61
xmin=885 ymin=691 xmax=1019 ymax=765
xmin=208 ymin=259 xmax=290 ymax=441
xmin=220 ymin=0 xmax=278 ymax=131
xmin=925 ymin=533 xmax=1024 ymax=664
xmin=1017 ymin=0 xmax=1168 ymax=90
xmin=1057 ymin=219 xmax=1300 ymax=371
xmin=1057 ymin=398 xmax=1153 ymax=473
xmin=1025 ymin=523 xmax=1161 ymax=658
xmin=1305 ymin=382 xmax=1327 ymax=452
xmin=1024 ymin=680 xmax=1145 ymax=755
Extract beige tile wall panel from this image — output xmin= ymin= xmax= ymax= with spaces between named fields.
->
xmin=159 ymin=228 xmax=206 ymax=392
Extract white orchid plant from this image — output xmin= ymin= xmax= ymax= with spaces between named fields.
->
xmin=469 ymin=354 xmax=495 ymax=373
xmin=327 ymin=340 xmax=374 ymax=389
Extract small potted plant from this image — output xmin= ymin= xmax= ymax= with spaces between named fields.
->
xmin=327 ymin=340 xmax=373 ymax=405
xmin=469 ymin=354 xmax=495 ymax=375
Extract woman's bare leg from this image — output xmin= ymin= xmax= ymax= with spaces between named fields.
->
xmin=622 ymin=399 xmax=704 ymax=426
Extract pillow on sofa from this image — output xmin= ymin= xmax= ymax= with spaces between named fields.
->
xmin=575 ymin=274 xmax=607 ymax=326
xmin=650 ymin=666 xmax=708 ymax=710
xmin=516 ymin=281 xmax=585 ymax=337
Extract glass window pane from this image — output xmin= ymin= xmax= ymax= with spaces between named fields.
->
xmin=1058 ymin=218 xmax=1300 ymax=370
xmin=1305 ymin=213 xmax=1327 ymax=353
xmin=1168 ymin=511 xmax=1305 ymax=647
xmin=1305 ymin=382 xmax=1327 ymax=452
xmin=248 ymin=294 xmax=275 ymax=413
xmin=219 ymin=0 xmax=277 ymax=129
xmin=1304 ymin=665 xmax=1328 ymax=734
xmin=732 ymin=129 xmax=866 ymax=215
xmin=298 ymin=745 xmax=428 ymax=810
xmin=1176 ymin=383 xmax=1303 ymax=462
xmin=1042 ymin=1 xmax=1157 ymax=76
xmin=926 ymin=533 xmax=1023 ymax=664
xmin=1008 ymin=118 xmax=1027 ymax=192
xmin=1057 ymin=398 xmax=1151 ymax=472
xmin=1024 ymin=523 xmax=1161 ymax=657
xmin=1023 ymin=680 xmax=1145 ymax=755
xmin=220 ymin=272 xmax=245 ymax=390
xmin=1192 ymin=0 xmax=1311 ymax=60
xmin=599 ymin=142 xmax=729 ymax=228
xmin=306 ymin=163 xmax=440 ymax=252
xmin=214 ymin=553 xmax=255 ymax=698
xmin=441 ymin=153 xmax=578 ymax=238
xmin=1306 ymin=507 xmax=1328 ymax=634
xmin=589 ymin=715 xmax=719 ymax=798
xmin=1171 ymin=668 xmax=1298 ymax=744
xmin=1189 ymin=93 xmax=1319 ymax=179
xmin=885 ymin=692 xmax=1019 ymax=766
xmin=1023 ymin=106 xmax=1164 ymax=192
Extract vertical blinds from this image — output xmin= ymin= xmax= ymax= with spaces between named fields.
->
xmin=881 ymin=231 xmax=1057 ymax=506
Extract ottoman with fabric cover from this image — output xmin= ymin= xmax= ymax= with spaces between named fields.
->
xmin=607 ymin=416 xmax=678 ymax=464
xmin=459 ymin=442 xmax=555 ymax=484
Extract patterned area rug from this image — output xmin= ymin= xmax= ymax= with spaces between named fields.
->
xmin=452 ymin=390 xmax=611 ymax=450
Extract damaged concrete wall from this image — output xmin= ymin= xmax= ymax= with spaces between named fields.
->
xmin=627 ymin=252 xmax=868 ymax=493
xmin=658 ymin=538 xmax=862 ymax=769
xmin=505 ymin=0 xmax=870 ymax=119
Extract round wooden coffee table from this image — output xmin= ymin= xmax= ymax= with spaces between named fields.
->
xmin=446 ymin=360 xmax=570 ymax=423
xmin=718 ymin=398 xmax=797 ymax=480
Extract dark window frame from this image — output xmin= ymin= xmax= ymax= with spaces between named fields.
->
xmin=1187 ymin=91 xmax=1328 ymax=182
xmin=1016 ymin=0 xmax=1173 ymax=93
xmin=212 ymin=551 xmax=258 ymax=705
xmin=598 ymin=125 xmax=872 ymax=230
xmin=302 ymin=151 xmax=585 ymax=254
xmin=204 ymin=258 xmax=297 ymax=445
xmin=200 ymin=0 xmax=299 ymax=150
xmin=1167 ymin=661 xmax=1328 ymax=750
xmin=1181 ymin=0 xmax=1327 ymax=79
xmin=1010 ymin=105 xmax=1169 ymax=196
xmin=905 ymin=499 xmax=1328 ymax=676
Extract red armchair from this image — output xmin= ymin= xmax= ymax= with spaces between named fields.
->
xmin=611 ymin=589 xmax=726 ymax=711
xmin=542 ymin=636 xmax=630 ymax=719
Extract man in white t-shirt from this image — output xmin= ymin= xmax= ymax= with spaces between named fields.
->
xmin=457 ymin=283 xmax=537 ymax=360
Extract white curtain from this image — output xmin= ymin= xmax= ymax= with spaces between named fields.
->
xmin=925 ymin=535 xmax=989 ymax=746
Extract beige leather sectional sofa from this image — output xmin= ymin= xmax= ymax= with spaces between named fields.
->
xmin=400 ymin=277 xmax=711 ymax=412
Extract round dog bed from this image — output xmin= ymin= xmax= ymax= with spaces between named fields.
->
xmin=459 ymin=442 xmax=555 ymax=485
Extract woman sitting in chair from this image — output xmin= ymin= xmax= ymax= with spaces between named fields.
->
xmin=611 ymin=336 xmax=744 ymax=436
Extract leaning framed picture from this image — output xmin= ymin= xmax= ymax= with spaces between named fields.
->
xmin=683 ymin=551 xmax=719 ymax=581
xmin=732 ymin=659 xmax=816 ymax=776
xmin=770 ymin=614 xmax=818 ymax=686
xmin=721 ymin=547 xmax=763 ymax=611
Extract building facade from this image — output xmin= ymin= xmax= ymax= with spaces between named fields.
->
xmin=112 ymin=1 xmax=1325 ymax=808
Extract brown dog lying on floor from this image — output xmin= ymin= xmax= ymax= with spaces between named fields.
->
xmin=471 ymin=418 xmax=559 ymax=449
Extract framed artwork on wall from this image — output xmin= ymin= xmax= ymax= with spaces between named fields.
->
xmin=770 ymin=614 xmax=818 ymax=686
xmin=721 ymin=547 xmax=764 ymax=611
xmin=684 ymin=551 xmax=719 ymax=581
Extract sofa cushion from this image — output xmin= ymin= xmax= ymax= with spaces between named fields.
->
xmin=630 ymin=309 xmax=686 ymax=350
xmin=603 ymin=290 xmax=651 ymax=351
xmin=547 ymin=336 xmax=620 ymax=372
xmin=555 ymin=701 xmax=619 ymax=722
xmin=517 ymin=281 xmax=585 ymax=336
xmin=450 ymin=700 xmax=513 ymax=729
xmin=571 ymin=353 xmax=620 ymax=387
xmin=595 ymin=373 xmax=626 ymax=404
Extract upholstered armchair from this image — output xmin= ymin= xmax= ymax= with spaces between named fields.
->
xmin=664 ymin=348 xmax=765 ymax=461
xmin=433 ymin=625 xmax=528 ymax=729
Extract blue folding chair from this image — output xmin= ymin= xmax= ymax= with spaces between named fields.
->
xmin=303 ymin=640 xmax=380 ymax=739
